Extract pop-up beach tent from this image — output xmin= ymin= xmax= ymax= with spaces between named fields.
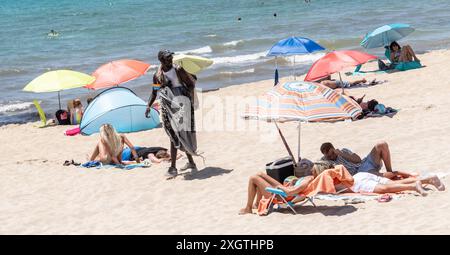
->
xmin=80 ymin=87 xmax=160 ymax=135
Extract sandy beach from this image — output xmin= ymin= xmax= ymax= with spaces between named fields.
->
xmin=1 ymin=49 xmax=450 ymax=234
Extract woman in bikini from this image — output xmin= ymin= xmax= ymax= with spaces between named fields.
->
xmin=390 ymin=41 xmax=420 ymax=63
xmin=89 ymin=124 xmax=140 ymax=165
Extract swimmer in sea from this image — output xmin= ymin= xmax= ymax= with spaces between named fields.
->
xmin=47 ymin=30 xmax=59 ymax=37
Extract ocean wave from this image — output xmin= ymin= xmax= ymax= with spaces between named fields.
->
xmin=211 ymin=51 xmax=267 ymax=65
xmin=0 ymin=101 xmax=34 ymax=114
xmin=201 ymin=68 xmax=258 ymax=83
xmin=220 ymin=68 xmax=255 ymax=75
xmin=177 ymin=46 xmax=213 ymax=55
xmin=0 ymin=68 xmax=25 ymax=76
xmin=205 ymin=34 xmax=217 ymax=38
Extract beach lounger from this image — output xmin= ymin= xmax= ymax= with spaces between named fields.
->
xmin=33 ymin=100 xmax=48 ymax=128
xmin=265 ymin=187 xmax=316 ymax=215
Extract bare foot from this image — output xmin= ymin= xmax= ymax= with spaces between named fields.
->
xmin=430 ymin=176 xmax=446 ymax=191
xmin=239 ymin=207 xmax=253 ymax=215
xmin=415 ymin=181 xmax=428 ymax=196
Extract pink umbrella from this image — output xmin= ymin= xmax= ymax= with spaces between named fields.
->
xmin=304 ymin=50 xmax=377 ymax=82
xmin=85 ymin=59 xmax=150 ymax=90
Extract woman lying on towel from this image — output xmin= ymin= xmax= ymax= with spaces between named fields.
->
xmin=121 ymin=146 xmax=182 ymax=164
xmin=89 ymin=124 xmax=140 ymax=165
xmin=239 ymin=161 xmax=445 ymax=214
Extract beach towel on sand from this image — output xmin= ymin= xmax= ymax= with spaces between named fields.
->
xmin=81 ymin=160 xmax=150 ymax=170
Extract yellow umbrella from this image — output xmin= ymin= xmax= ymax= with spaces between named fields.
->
xmin=173 ymin=54 xmax=213 ymax=75
xmin=23 ymin=70 xmax=95 ymax=109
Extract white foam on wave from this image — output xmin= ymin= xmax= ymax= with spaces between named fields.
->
xmin=205 ymin=34 xmax=217 ymax=38
xmin=0 ymin=101 xmax=34 ymax=114
xmin=211 ymin=51 xmax=267 ymax=65
xmin=178 ymin=46 xmax=212 ymax=55
xmin=221 ymin=68 xmax=255 ymax=75
xmin=223 ymin=40 xmax=244 ymax=47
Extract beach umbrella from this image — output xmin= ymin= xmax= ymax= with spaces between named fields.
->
xmin=360 ymin=23 xmax=415 ymax=49
xmin=173 ymin=54 xmax=213 ymax=75
xmin=23 ymin=70 xmax=95 ymax=109
xmin=243 ymin=81 xmax=362 ymax=164
xmin=267 ymin=36 xmax=325 ymax=85
xmin=85 ymin=59 xmax=150 ymax=90
xmin=304 ymin=50 xmax=377 ymax=83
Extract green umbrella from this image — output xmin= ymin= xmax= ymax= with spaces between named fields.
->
xmin=23 ymin=70 xmax=95 ymax=109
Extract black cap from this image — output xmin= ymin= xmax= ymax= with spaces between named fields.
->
xmin=158 ymin=49 xmax=174 ymax=61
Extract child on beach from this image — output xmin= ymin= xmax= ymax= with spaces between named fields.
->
xmin=70 ymin=99 xmax=84 ymax=125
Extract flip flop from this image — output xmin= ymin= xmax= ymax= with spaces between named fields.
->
xmin=71 ymin=160 xmax=81 ymax=166
xmin=377 ymin=194 xmax=392 ymax=203
xmin=63 ymin=160 xmax=71 ymax=166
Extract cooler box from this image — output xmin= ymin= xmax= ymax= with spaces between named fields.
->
xmin=265 ymin=156 xmax=295 ymax=183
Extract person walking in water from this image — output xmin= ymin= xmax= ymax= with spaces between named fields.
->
xmin=145 ymin=49 xmax=199 ymax=177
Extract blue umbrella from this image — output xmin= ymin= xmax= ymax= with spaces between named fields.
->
xmin=360 ymin=23 xmax=415 ymax=49
xmin=267 ymin=36 xmax=325 ymax=85
xmin=267 ymin=36 xmax=325 ymax=56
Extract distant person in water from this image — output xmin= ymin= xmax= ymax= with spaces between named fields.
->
xmin=47 ymin=30 xmax=59 ymax=37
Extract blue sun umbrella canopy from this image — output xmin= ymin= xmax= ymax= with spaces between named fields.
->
xmin=267 ymin=36 xmax=325 ymax=56
xmin=361 ymin=23 xmax=415 ymax=49
xmin=80 ymin=87 xmax=160 ymax=135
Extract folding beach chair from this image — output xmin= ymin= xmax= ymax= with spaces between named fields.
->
xmin=265 ymin=187 xmax=316 ymax=215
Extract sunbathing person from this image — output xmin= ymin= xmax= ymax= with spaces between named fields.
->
xmin=351 ymin=170 xmax=444 ymax=196
xmin=316 ymin=75 xmax=367 ymax=89
xmin=390 ymin=41 xmax=420 ymax=63
xmin=240 ymin=162 xmax=445 ymax=214
xmin=121 ymin=146 xmax=182 ymax=163
xmin=89 ymin=124 xmax=140 ymax=165
xmin=319 ymin=141 xmax=408 ymax=176
xmin=239 ymin=160 xmax=355 ymax=215
xmin=348 ymin=95 xmax=397 ymax=118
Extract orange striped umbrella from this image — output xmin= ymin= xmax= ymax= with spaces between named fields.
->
xmin=85 ymin=59 xmax=150 ymax=90
xmin=243 ymin=81 xmax=362 ymax=163
xmin=244 ymin=81 xmax=361 ymax=122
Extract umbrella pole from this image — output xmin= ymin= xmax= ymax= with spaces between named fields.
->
xmin=293 ymin=55 xmax=296 ymax=80
xmin=297 ymin=121 xmax=301 ymax=161
xmin=58 ymin=91 xmax=61 ymax=110
xmin=274 ymin=121 xmax=297 ymax=166
xmin=338 ymin=72 xmax=344 ymax=94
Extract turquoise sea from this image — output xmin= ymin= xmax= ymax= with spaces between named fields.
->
xmin=1 ymin=0 xmax=450 ymax=124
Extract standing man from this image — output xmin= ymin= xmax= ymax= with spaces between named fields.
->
xmin=146 ymin=49 xmax=199 ymax=177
